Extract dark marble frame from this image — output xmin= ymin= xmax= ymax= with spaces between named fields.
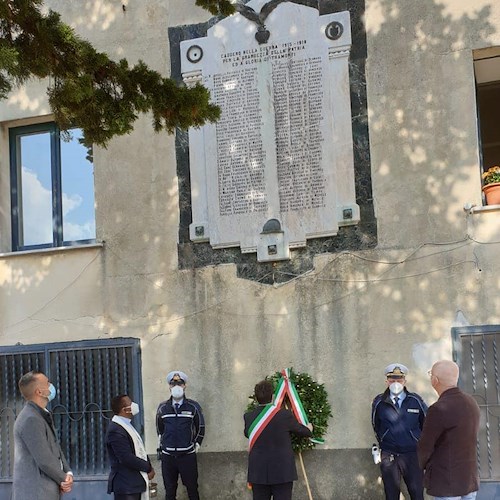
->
xmin=169 ymin=0 xmax=376 ymax=284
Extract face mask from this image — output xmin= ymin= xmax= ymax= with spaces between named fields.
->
xmin=129 ymin=402 xmax=140 ymax=416
xmin=389 ymin=382 xmax=404 ymax=395
xmin=43 ymin=383 xmax=57 ymax=402
xmin=171 ymin=386 xmax=184 ymax=399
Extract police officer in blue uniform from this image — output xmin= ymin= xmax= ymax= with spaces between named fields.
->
xmin=156 ymin=371 xmax=205 ymax=500
xmin=372 ymin=363 xmax=428 ymax=500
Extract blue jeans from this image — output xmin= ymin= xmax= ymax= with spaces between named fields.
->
xmin=433 ymin=492 xmax=477 ymax=500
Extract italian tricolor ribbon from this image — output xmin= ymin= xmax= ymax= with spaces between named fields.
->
xmin=248 ymin=368 xmax=324 ymax=451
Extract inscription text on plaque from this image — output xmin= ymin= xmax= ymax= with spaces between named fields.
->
xmin=181 ymin=1 xmax=359 ymax=257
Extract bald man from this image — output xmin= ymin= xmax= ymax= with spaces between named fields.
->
xmin=417 ymin=361 xmax=480 ymax=500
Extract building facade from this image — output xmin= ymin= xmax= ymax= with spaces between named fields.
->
xmin=1 ymin=1 xmax=499 ymax=498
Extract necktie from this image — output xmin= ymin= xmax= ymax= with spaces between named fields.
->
xmin=394 ymin=397 xmax=399 ymax=408
xmin=175 ymin=403 xmax=179 ymax=413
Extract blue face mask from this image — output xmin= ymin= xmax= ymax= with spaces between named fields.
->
xmin=46 ymin=383 xmax=57 ymax=402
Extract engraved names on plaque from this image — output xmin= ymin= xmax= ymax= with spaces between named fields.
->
xmin=181 ymin=1 xmax=359 ymax=257
xmin=213 ymin=68 xmax=267 ymax=216
xmin=272 ymin=55 xmax=325 ymax=213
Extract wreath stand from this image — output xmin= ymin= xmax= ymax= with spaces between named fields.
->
xmin=298 ymin=451 xmax=314 ymax=500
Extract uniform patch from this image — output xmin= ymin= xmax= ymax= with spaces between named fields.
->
xmin=407 ymin=409 xmax=419 ymax=413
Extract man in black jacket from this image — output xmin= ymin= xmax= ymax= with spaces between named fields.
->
xmin=156 ymin=371 xmax=205 ymax=500
xmin=244 ymin=380 xmax=312 ymax=500
xmin=106 ymin=394 xmax=154 ymax=500
xmin=372 ymin=363 xmax=427 ymax=500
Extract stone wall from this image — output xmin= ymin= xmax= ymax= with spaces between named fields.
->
xmin=149 ymin=450 xmax=386 ymax=500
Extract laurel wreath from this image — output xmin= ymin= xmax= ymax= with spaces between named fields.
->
xmin=246 ymin=368 xmax=332 ymax=452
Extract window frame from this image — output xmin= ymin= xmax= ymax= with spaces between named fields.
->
xmin=475 ymin=79 xmax=500 ymax=172
xmin=473 ymin=51 xmax=500 ymax=206
xmin=9 ymin=122 xmax=96 ymax=251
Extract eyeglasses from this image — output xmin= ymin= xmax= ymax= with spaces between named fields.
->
xmin=169 ymin=380 xmax=185 ymax=387
xmin=427 ymin=370 xmax=434 ymax=378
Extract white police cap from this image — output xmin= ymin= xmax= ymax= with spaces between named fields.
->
xmin=384 ymin=363 xmax=408 ymax=377
xmin=166 ymin=371 xmax=188 ymax=384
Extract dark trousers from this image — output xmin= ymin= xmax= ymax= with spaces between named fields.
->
xmin=251 ymin=482 xmax=293 ymax=500
xmin=114 ymin=495 xmax=141 ymax=500
xmin=380 ymin=451 xmax=424 ymax=500
xmin=161 ymin=452 xmax=199 ymax=500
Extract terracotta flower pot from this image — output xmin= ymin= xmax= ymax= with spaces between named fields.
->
xmin=482 ymin=182 xmax=500 ymax=205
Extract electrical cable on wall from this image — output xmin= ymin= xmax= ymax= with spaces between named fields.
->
xmin=4 ymin=234 xmax=497 ymax=330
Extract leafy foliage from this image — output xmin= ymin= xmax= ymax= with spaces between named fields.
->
xmin=0 ymin=0 xmax=234 ymax=148
xmin=246 ymin=369 xmax=332 ymax=453
xmin=482 ymin=166 xmax=500 ymax=185
xmin=195 ymin=0 xmax=236 ymax=16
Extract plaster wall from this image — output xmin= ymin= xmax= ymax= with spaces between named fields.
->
xmin=365 ymin=0 xmax=500 ymax=245
xmin=1 ymin=1 xmax=500 ymax=498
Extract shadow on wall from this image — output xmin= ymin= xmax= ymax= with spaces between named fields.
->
xmin=2 ymin=0 xmax=498 ymax=412
xmin=1 ymin=0 xmax=498 ymax=394
xmin=366 ymin=0 xmax=495 ymax=239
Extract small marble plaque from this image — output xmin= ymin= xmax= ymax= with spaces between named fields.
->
xmin=181 ymin=0 xmax=359 ymax=257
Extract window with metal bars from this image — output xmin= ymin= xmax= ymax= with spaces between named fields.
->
xmin=0 ymin=338 xmax=143 ymax=482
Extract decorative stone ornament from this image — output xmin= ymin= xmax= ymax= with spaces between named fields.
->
xmin=256 ymin=219 xmax=290 ymax=262
xmin=186 ymin=45 xmax=203 ymax=63
xmin=325 ymin=21 xmax=343 ymax=40
xmin=255 ymin=26 xmax=271 ymax=44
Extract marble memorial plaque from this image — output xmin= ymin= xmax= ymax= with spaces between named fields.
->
xmin=181 ymin=0 xmax=359 ymax=260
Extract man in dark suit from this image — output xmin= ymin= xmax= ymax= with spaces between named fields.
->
xmin=244 ymin=380 xmax=312 ymax=500
xmin=106 ymin=394 xmax=155 ymax=500
xmin=417 ymin=360 xmax=480 ymax=500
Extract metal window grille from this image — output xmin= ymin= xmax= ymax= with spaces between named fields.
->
xmin=453 ymin=325 xmax=500 ymax=482
xmin=0 ymin=350 xmax=45 ymax=479
xmin=0 ymin=338 xmax=142 ymax=481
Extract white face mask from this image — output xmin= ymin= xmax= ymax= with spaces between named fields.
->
xmin=41 ymin=383 xmax=57 ymax=402
xmin=130 ymin=402 xmax=140 ymax=416
xmin=171 ymin=386 xmax=184 ymax=399
xmin=389 ymin=382 xmax=404 ymax=395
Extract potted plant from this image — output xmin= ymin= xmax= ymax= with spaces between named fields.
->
xmin=482 ymin=165 xmax=500 ymax=205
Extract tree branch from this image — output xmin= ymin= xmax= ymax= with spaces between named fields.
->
xmin=0 ymin=0 xmax=230 ymax=147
